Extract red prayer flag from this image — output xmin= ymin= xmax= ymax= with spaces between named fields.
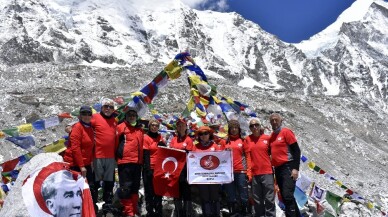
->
xmin=153 ymin=146 xmax=186 ymax=198
xmin=1 ymin=158 xmax=20 ymax=183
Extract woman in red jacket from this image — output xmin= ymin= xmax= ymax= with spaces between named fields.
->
xmin=169 ymin=118 xmax=194 ymax=217
xmin=68 ymin=106 xmax=98 ymax=213
xmin=192 ymin=126 xmax=222 ymax=217
xmin=143 ymin=119 xmax=165 ymax=217
xmin=116 ymin=108 xmax=144 ymax=217
xmin=224 ymin=119 xmax=251 ymax=215
xmin=245 ymin=118 xmax=275 ymax=217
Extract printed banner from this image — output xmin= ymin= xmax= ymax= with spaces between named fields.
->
xmin=187 ymin=150 xmax=233 ymax=184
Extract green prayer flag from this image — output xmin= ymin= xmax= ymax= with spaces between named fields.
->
xmin=181 ymin=106 xmax=191 ymax=118
xmin=3 ymin=128 xmax=19 ymax=137
xmin=325 ymin=191 xmax=342 ymax=214
xmin=323 ymin=211 xmax=336 ymax=217
xmin=313 ymin=165 xmax=321 ymax=172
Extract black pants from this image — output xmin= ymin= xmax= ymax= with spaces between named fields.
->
xmin=275 ymin=163 xmax=301 ymax=217
xmin=143 ymin=168 xmax=162 ymax=217
xmin=71 ymin=165 xmax=98 ymax=211
xmin=198 ymin=184 xmax=220 ymax=217
xmin=174 ymin=166 xmax=193 ymax=217
xmin=117 ymin=163 xmax=141 ymax=199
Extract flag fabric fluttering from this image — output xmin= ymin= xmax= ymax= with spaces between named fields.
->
xmin=153 ymin=146 xmax=186 ymax=198
xmin=294 ymin=186 xmax=308 ymax=209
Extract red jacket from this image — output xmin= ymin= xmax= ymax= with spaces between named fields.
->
xmin=69 ymin=122 xmax=94 ymax=167
xmin=63 ymin=134 xmax=74 ymax=166
xmin=117 ymin=121 xmax=144 ymax=165
xmin=225 ymin=135 xmax=251 ymax=172
xmin=245 ymin=134 xmax=272 ymax=175
xmin=269 ymin=128 xmax=297 ymax=167
xmin=192 ymin=140 xmax=222 ymax=152
xmin=169 ymin=135 xmax=194 ymax=151
xmin=143 ymin=134 xmax=164 ymax=169
xmin=91 ymin=113 xmax=118 ymax=159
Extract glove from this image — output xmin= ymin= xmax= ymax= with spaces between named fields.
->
xmin=247 ymin=171 xmax=252 ymax=183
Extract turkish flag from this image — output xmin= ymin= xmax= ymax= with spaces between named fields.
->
xmin=153 ymin=146 xmax=186 ymax=198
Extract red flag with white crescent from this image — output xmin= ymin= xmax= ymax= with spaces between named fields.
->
xmin=153 ymin=146 xmax=186 ymax=198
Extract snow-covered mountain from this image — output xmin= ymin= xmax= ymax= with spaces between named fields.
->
xmin=0 ymin=0 xmax=387 ymax=216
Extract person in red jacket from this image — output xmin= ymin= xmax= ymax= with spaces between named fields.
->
xmin=268 ymin=113 xmax=301 ymax=217
xmin=63 ymin=122 xmax=76 ymax=166
xmin=116 ymin=107 xmax=144 ymax=217
xmin=245 ymin=118 xmax=275 ymax=217
xmin=65 ymin=106 xmax=98 ymax=213
xmin=143 ymin=119 xmax=165 ymax=217
xmin=192 ymin=126 xmax=222 ymax=217
xmin=223 ymin=119 xmax=251 ymax=216
xmin=90 ymin=98 xmax=118 ymax=211
xmin=169 ymin=118 xmax=194 ymax=217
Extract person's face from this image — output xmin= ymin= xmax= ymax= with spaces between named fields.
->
xmin=229 ymin=126 xmax=239 ymax=136
xmin=149 ymin=122 xmax=159 ymax=133
xmin=270 ymin=115 xmax=282 ymax=131
xmin=46 ymin=186 xmax=82 ymax=217
xmin=176 ymin=122 xmax=187 ymax=135
xmin=198 ymin=131 xmax=210 ymax=142
xmin=126 ymin=111 xmax=137 ymax=123
xmin=65 ymin=126 xmax=72 ymax=134
xmin=249 ymin=121 xmax=261 ymax=136
xmin=101 ymin=104 xmax=114 ymax=116
xmin=79 ymin=111 xmax=92 ymax=124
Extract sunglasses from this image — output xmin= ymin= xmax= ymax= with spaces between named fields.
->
xmin=150 ymin=124 xmax=159 ymax=127
xmin=80 ymin=112 xmax=92 ymax=116
xmin=198 ymin=132 xmax=210 ymax=136
xmin=102 ymin=105 xmax=114 ymax=109
xmin=127 ymin=113 xmax=137 ymax=117
xmin=249 ymin=123 xmax=260 ymax=128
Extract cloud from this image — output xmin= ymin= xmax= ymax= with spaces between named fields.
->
xmin=180 ymin=0 xmax=229 ymax=11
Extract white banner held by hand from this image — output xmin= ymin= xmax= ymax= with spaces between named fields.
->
xmin=187 ymin=150 xmax=233 ymax=184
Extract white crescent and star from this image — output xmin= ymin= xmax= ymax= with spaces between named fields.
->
xmin=162 ymin=157 xmax=178 ymax=178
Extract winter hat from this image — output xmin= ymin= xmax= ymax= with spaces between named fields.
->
xmin=195 ymin=126 xmax=214 ymax=135
xmin=101 ymin=98 xmax=115 ymax=108
xmin=228 ymin=119 xmax=241 ymax=135
xmin=228 ymin=120 xmax=240 ymax=128
xmin=79 ymin=105 xmax=92 ymax=113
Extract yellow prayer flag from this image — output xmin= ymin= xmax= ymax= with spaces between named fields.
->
xmin=200 ymin=97 xmax=209 ymax=106
xmin=188 ymin=75 xmax=202 ymax=86
xmin=225 ymin=97 xmax=234 ymax=104
xmin=0 ymin=131 xmax=5 ymax=139
xmin=307 ymin=162 xmax=315 ymax=169
xmin=165 ymin=66 xmax=183 ymax=80
xmin=164 ymin=60 xmax=179 ymax=72
xmin=212 ymin=96 xmax=221 ymax=104
xmin=131 ymin=91 xmax=144 ymax=97
xmin=151 ymin=109 xmax=158 ymax=115
xmin=187 ymin=97 xmax=195 ymax=111
xmin=195 ymin=107 xmax=207 ymax=117
xmin=17 ymin=124 xmax=33 ymax=133
xmin=366 ymin=202 xmax=373 ymax=209
xmin=43 ymin=139 xmax=66 ymax=153
xmin=191 ymin=88 xmax=200 ymax=97
xmin=335 ymin=180 xmax=343 ymax=186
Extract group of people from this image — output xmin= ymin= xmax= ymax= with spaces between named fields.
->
xmin=63 ymin=98 xmax=301 ymax=217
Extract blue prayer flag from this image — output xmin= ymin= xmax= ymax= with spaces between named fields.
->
xmin=32 ymin=120 xmax=45 ymax=130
